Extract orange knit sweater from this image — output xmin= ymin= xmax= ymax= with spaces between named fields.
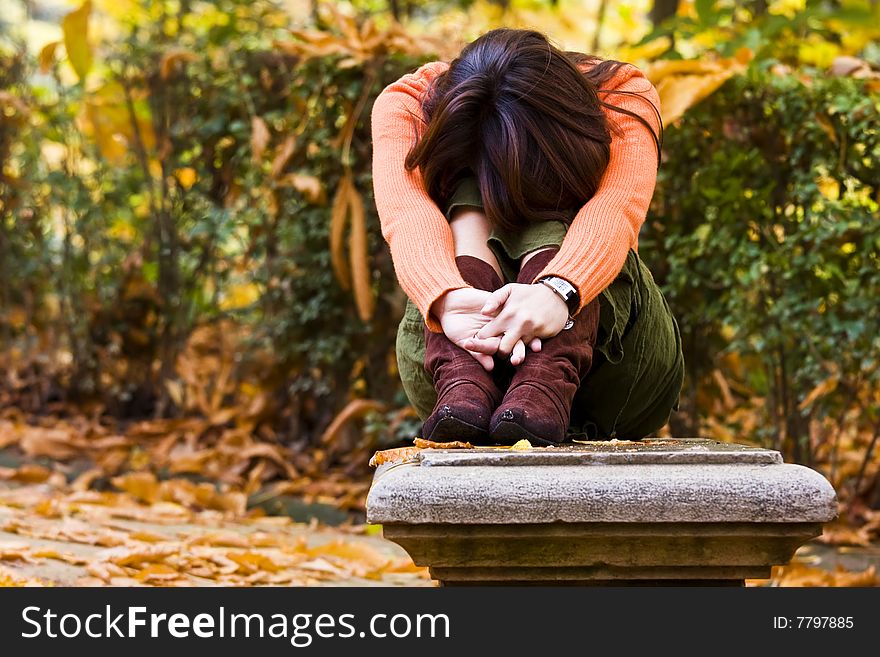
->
xmin=371 ymin=59 xmax=662 ymax=332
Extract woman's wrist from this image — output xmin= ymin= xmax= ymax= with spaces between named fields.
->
xmin=429 ymin=287 xmax=466 ymax=325
xmin=535 ymin=276 xmax=580 ymax=316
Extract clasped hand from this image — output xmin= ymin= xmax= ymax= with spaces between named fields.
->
xmin=432 ymin=283 xmax=570 ymax=369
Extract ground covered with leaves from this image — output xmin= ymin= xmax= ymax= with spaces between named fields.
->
xmin=0 ymin=470 xmax=429 ymax=587
xmin=1 ymin=447 xmax=878 ymax=587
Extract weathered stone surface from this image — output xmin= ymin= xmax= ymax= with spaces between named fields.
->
xmin=366 ymin=439 xmax=838 ymax=585
xmin=367 ymin=450 xmax=836 ymax=525
xmin=419 ymin=438 xmax=783 ymax=467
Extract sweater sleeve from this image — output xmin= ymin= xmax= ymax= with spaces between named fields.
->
xmin=370 ymin=61 xmax=469 ymax=333
xmin=531 ymin=64 xmax=662 ymax=314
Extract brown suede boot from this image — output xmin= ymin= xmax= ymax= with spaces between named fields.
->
xmin=490 ymin=248 xmax=600 ymax=445
xmin=421 ymin=256 xmax=504 ymax=443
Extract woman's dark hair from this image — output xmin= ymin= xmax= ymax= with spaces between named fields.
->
xmin=404 ymin=28 xmax=661 ymax=232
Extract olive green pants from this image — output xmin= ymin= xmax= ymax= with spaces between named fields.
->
xmin=395 ymin=177 xmax=685 ymax=440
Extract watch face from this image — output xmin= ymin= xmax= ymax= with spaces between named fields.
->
xmin=540 ymin=277 xmax=578 ymax=314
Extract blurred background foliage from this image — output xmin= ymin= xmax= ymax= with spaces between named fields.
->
xmin=0 ymin=0 xmax=879 ymax=514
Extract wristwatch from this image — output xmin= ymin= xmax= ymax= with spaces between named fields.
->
xmin=537 ymin=275 xmax=580 ymax=324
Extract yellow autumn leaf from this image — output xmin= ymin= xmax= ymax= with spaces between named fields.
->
xmin=617 ymin=36 xmax=672 ymax=62
xmin=174 ymin=167 xmax=198 ymax=190
xmin=220 ymin=282 xmax=261 ymax=311
xmin=107 ymin=218 xmax=136 ymax=243
xmin=645 ymin=58 xmax=746 ymax=125
xmin=816 ymin=175 xmax=839 ymax=200
xmin=62 ymin=1 xmax=93 ymax=81
xmin=79 ymin=82 xmax=155 ymax=164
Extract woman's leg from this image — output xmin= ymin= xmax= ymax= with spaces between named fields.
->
xmin=448 ymin=207 xmax=504 ymax=278
xmin=420 ymin=206 xmax=505 ymax=442
xmin=489 ymin=246 xmax=601 ymax=444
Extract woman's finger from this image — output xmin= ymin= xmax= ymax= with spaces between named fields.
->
xmin=498 ymin=329 xmax=523 ymax=356
xmin=475 ymin=311 xmax=513 ymax=340
xmin=467 ymin=350 xmax=495 ymax=371
xmin=463 ymin=335 xmax=501 ymax=354
xmin=480 ymin=285 xmax=512 ymax=316
xmin=510 ymin=339 xmax=526 ymax=366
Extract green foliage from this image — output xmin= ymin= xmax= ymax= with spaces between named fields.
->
xmin=0 ymin=0 xmax=427 ymax=437
xmin=641 ymin=0 xmax=879 ymax=66
xmin=643 ymin=67 xmax=880 ymax=461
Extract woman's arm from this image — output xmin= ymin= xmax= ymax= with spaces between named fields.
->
xmin=370 ymin=61 xmax=470 ymax=333
xmin=530 ymin=64 xmax=663 ymax=313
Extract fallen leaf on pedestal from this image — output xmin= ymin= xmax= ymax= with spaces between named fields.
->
xmin=412 ymin=438 xmax=473 ymax=449
xmin=368 ymin=447 xmax=420 ymax=467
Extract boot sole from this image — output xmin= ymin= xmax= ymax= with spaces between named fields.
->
xmin=491 ymin=419 xmax=563 ymax=447
xmin=424 ymin=416 xmax=491 ymax=444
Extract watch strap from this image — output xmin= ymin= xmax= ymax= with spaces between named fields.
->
xmin=537 ymin=276 xmax=580 ymax=315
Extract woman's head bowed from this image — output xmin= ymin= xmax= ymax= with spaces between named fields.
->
xmin=406 ymin=28 xmax=624 ymax=232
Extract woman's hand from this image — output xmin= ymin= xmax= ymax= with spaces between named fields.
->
xmin=463 ymin=283 xmax=569 ymax=365
xmin=432 ymin=288 xmax=531 ymax=371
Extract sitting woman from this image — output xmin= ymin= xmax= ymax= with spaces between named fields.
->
xmin=371 ymin=28 xmax=684 ymax=445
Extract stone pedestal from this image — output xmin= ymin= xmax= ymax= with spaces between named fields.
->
xmin=366 ymin=439 xmax=837 ymax=585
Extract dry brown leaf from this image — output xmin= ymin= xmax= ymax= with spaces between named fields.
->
xmin=134 ymin=563 xmax=182 ymax=582
xmin=412 ymin=439 xmax=474 ymax=449
xmin=347 ymin=180 xmax=375 ymax=322
xmin=251 ymin=116 xmax=270 ymax=162
xmin=276 ymin=173 xmax=326 ymax=205
xmin=0 ymin=542 xmax=37 ymax=564
xmin=306 ymin=540 xmax=389 ymax=573
xmin=128 ymin=530 xmax=167 ymax=544
xmin=369 ymin=447 xmax=420 ymax=467
xmin=160 ymin=48 xmax=199 ymax=80
xmin=38 ymin=41 xmax=60 ymax=73
xmin=98 ymin=544 xmax=178 ymax=568
xmin=0 ymin=464 xmax=53 ymax=484
xmin=270 ymin=135 xmax=297 ymax=179
xmin=769 ymin=563 xmax=878 ymax=587
xmin=188 ymin=532 xmax=251 ymax=548
xmin=829 ymin=56 xmax=876 ymax=78
xmin=112 ymin=471 xmax=160 ymax=504
xmin=226 ymin=551 xmax=283 ymax=574
xmin=0 ymin=566 xmax=47 ymax=587
xmin=799 ymin=376 xmax=840 ymax=411
xmin=32 ymin=549 xmax=87 ymax=565
xmin=322 ymin=399 xmax=387 ymax=445
xmin=816 ymin=521 xmax=873 ymax=547
xmin=712 ymin=369 xmax=736 ymax=410
xmin=330 ymin=171 xmax=353 ymax=289
xmin=71 ymin=468 xmax=103 ymax=491
xmin=18 ymin=425 xmax=85 ymax=460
